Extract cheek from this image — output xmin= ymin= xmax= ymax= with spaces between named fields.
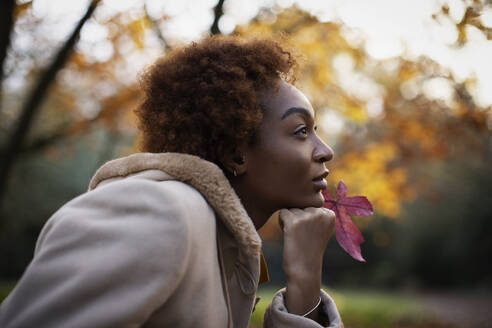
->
xmin=245 ymin=142 xmax=323 ymax=208
xmin=251 ymin=144 xmax=311 ymax=187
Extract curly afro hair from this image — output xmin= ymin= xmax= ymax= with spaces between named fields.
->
xmin=135 ymin=35 xmax=298 ymax=167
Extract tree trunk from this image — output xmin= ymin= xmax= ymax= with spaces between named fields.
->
xmin=0 ymin=0 xmax=101 ymax=218
xmin=0 ymin=0 xmax=16 ymax=105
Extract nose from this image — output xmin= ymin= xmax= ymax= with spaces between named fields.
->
xmin=313 ymin=137 xmax=334 ymax=163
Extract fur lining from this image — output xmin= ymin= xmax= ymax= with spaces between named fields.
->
xmin=89 ymin=152 xmax=261 ymax=257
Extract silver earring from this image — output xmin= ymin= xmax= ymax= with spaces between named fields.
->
xmin=233 ymin=169 xmax=237 ymax=177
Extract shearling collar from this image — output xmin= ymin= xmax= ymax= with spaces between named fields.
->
xmin=88 ymin=152 xmax=262 ymax=257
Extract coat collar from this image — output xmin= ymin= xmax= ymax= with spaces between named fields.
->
xmin=88 ymin=152 xmax=262 ymax=257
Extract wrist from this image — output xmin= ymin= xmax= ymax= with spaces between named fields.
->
xmin=285 ymin=276 xmax=321 ymax=300
xmin=302 ymin=296 xmax=322 ymax=317
xmin=284 ymin=261 xmax=322 ymax=284
xmin=284 ymin=281 xmax=322 ymax=317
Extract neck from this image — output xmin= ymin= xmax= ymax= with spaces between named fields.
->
xmin=230 ymin=179 xmax=276 ymax=230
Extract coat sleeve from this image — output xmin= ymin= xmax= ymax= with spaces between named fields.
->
xmin=263 ymin=288 xmax=344 ymax=328
xmin=0 ymin=179 xmax=192 ymax=328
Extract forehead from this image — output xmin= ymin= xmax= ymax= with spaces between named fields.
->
xmin=260 ymin=80 xmax=314 ymax=119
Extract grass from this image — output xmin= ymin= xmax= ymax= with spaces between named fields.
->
xmin=331 ymin=288 xmax=428 ymax=328
xmin=249 ymin=287 xmax=277 ymax=326
xmin=249 ymin=287 xmax=437 ymax=328
xmin=0 ymin=281 xmax=16 ymax=302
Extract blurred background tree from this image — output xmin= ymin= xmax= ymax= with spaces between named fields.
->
xmin=0 ymin=0 xmax=491 ymax=325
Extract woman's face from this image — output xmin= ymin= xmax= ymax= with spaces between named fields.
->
xmin=241 ymin=80 xmax=334 ymax=211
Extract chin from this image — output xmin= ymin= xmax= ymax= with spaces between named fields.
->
xmin=312 ymin=192 xmax=325 ymax=207
xmin=292 ymin=192 xmax=325 ymax=209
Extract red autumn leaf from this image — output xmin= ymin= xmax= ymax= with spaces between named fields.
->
xmin=322 ymin=180 xmax=373 ymax=262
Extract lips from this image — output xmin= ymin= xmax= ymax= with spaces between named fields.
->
xmin=313 ymin=170 xmax=329 ymax=181
xmin=312 ymin=170 xmax=329 ymax=190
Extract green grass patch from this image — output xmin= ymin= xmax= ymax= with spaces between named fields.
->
xmin=0 ymin=281 xmax=16 ymax=302
xmin=249 ymin=287 xmax=277 ymax=327
xmin=331 ymin=288 xmax=427 ymax=328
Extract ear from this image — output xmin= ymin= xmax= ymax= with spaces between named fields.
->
xmin=222 ymin=146 xmax=248 ymax=176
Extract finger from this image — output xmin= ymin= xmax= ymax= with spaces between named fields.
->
xmin=304 ymin=207 xmax=319 ymax=214
xmin=321 ymin=208 xmax=336 ymax=232
xmin=279 ymin=208 xmax=298 ymax=230
xmin=321 ymin=207 xmax=336 ymax=219
xmin=278 ymin=209 xmax=292 ymax=231
xmin=284 ymin=208 xmax=308 ymax=224
xmin=278 ymin=214 xmax=284 ymax=231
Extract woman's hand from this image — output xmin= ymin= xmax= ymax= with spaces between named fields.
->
xmin=279 ymin=207 xmax=336 ymax=321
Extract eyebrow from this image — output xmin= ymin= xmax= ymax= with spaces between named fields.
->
xmin=281 ymin=107 xmax=314 ymax=121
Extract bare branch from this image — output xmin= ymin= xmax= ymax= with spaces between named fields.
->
xmin=0 ymin=0 xmax=101 ymax=212
xmin=143 ymin=2 xmax=171 ymax=51
xmin=21 ymin=84 xmax=139 ymax=154
xmin=210 ymin=0 xmax=225 ymax=35
xmin=20 ymin=120 xmax=93 ymax=154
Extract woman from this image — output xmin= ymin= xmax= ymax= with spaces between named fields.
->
xmin=0 ymin=36 xmax=343 ymax=327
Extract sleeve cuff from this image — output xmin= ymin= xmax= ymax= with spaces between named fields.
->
xmin=263 ymin=288 xmax=344 ymax=328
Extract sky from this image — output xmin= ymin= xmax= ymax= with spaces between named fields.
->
xmin=20 ymin=0 xmax=492 ymax=109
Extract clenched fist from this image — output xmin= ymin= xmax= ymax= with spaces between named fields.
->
xmin=278 ymin=207 xmax=336 ymax=318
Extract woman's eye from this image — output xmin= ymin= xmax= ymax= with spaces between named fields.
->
xmin=295 ymin=127 xmax=308 ymax=136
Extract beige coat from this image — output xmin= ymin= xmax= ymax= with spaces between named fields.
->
xmin=0 ymin=153 xmax=343 ymax=328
